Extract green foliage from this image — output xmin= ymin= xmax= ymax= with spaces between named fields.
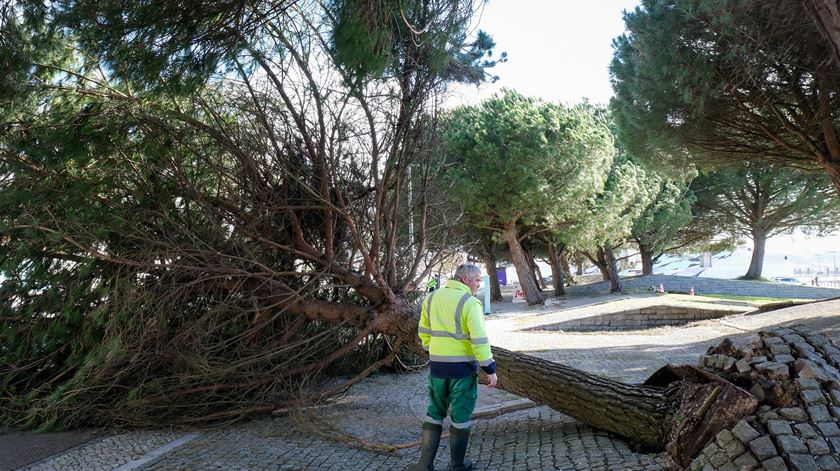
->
xmin=690 ymin=162 xmax=840 ymax=240
xmin=54 ymin=0 xmax=261 ymax=94
xmin=631 ymin=178 xmax=695 ymax=259
xmin=328 ymin=0 xmax=504 ymax=85
xmin=2 ymin=0 xmax=482 ymax=430
xmin=610 ymin=0 xmax=840 ymax=186
xmin=442 ymin=90 xmax=615 ymax=232
xmin=564 ymin=154 xmax=657 ymax=252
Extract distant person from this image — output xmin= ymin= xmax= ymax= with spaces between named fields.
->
xmin=815 ymin=276 xmax=820 ymax=286
xmin=409 ymin=263 xmax=497 ymax=471
xmin=426 ymin=277 xmax=437 ymax=293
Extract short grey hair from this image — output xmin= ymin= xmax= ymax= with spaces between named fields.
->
xmin=453 ymin=263 xmax=481 ymax=281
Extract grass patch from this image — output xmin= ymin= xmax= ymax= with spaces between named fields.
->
xmin=735 ymin=276 xmax=773 ymax=282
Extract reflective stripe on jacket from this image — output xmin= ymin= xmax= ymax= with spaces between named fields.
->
xmin=419 ymin=279 xmax=495 ymax=378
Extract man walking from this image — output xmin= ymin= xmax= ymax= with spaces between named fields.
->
xmin=409 ymin=264 xmax=498 ymax=471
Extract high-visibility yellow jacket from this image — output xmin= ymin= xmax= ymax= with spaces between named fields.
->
xmin=419 ymin=279 xmax=495 ymax=378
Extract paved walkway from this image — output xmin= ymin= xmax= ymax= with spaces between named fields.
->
xmin=10 ymin=280 xmax=840 ymax=471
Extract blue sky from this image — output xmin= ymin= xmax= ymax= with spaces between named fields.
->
xmin=448 ymin=0 xmax=641 ymax=107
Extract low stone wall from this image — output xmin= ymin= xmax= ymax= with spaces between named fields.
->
xmin=533 ymin=305 xmax=745 ymax=332
xmin=569 ymin=274 xmax=840 ymax=300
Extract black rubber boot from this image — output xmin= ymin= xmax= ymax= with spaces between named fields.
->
xmin=407 ymin=422 xmax=442 ymax=471
xmin=448 ymin=426 xmax=473 ymax=471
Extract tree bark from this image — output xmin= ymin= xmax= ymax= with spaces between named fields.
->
xmin=533 ymin=260 xmax=548 ymax=291
xmin=639 ymin=243 xmax=654 ymax=275
xmin=603 ymin=246 xmax=623 ymax=293
xmin=482 ymin=249 xmax=504 ymax=302
xmin=547 ymin=242 xmax=566 ymax=296
xmin=503 ymin=225 xmax=543 ymax=305
xmin=559 ymin=251 xmax=574 ymax=283
xmin=744 ymin=229 xmax=767 ymax=279
xmin=589 ymin=248 xmax=610 ymax=281
xmin=522 ymin=242 xmax=546 ymax=291
xmin=488 ymin=347 xmax=674 ymax=448
xmin=574 ymin=253 xmax=584 ymax=276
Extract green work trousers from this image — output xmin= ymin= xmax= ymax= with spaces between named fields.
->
xmin=426 ymin=374 xmax=477 ymax=426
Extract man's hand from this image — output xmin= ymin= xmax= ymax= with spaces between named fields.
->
xmin=486 ymin=373 xmax=498 ymax=388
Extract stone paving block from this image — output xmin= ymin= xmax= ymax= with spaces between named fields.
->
xmin=762 ymin=456 xmax=790 ymax=471
xmin=732 ymin=451 xmax=759 ymax=470
xmin=817 ymin=421 xmax=840 ymax=436
xmin=793 ymin=342 xmax=816 ymax=355
xmin=828 ymin=436 xmax=840 ymax=452
xmin=691 ymin=454 xmax=708 ymax=469
xmin=799 ymin=378 xmax=822 ymax=390
xmin=776 ymin=354 xmax=796 ymax=363
xmin=809 ymin=405 xmax=833 ymax=422
xmin=781 ymin=407 xmax=809 ymax=421
xmin=750 ymin=356 xmax=769 ymax=365
xmin=832 ymin=407 xmax=840 ymax=419
xmin=716 ymin=428 xmax=736 ymax=448
xmin=761 ymin=410 xmax=781 ymax=422
xmin=789 ymin=453 xmax=819 ymax=471
xmin=751 ymin=383 xmax=767 ymax=402
xmin=736 ymin=359 xmax=752 ymax=374
xmin=709 ymin=450 xmax=729 ymax=467
xmin=807 ymin=437 xmax=831 ymax=455
xmin=797 ymin=359 xmax=831 ymax=382
xmin=775 ymin=434 xmax=808 ymax=454
xmin=795 ymin=423 xmax=819 ymax=439
xmin=770 ymin=344 xmax=792 ymax=355
xmin=732 ymin=420 xmax=761 ymax=444
xmin=723 ymin=356 xmax=737 ymax=371
xmin=807 ymin=335 xmax=829 ymax=347
xmin=703 ymin=441 xmax=721 ymax=458
xmin=768 ymin=419 xmax=793 ymax=435
xmin=830 ymin=389 xmax=840 ymax=404
xmin=803 ymin=389 xmax=829 ymax=405
xmin=816 ymin=454 xmax=840 ymax=470
xmin=766 ymin=337 xmax=786 ymax=346
xmin=724 ymin=438 xmax=746 ymax=459
xmin=823 ymin=345 xmax=840 ymax=356
xmin=757 ymin=361 xmax=791 ymax=380
xmin=749 ymin=435 xmax=778 ymax=461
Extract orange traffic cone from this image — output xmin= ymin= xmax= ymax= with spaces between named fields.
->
xmin=658 ymin=283 xmax=665 ymax=293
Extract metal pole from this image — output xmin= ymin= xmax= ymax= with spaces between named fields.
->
xmin=483 ymin=274 xmax=491 ymax=315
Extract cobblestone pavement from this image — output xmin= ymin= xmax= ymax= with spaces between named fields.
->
xmin=14 ymin=283 xmax=840 ymax=471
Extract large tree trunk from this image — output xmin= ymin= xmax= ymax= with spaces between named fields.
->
xmin=639 ymin=243 xmax=654 ymax=275
xmin=559 ymin=251 xmax=574 ymax=283
xmin=522 ymin=242 xmax=546 ymax=291
xmin=743 ymin=229 xmax=767 ymax=279
xmin=547 ymin=242 xmax=566 ymax=296
xmin=491 ymin=347 xmax=672 ymax=447
xmin=533 ymin=260 xmax=548 ymax=291
xmin=482 ymin=250 xmax=503 ymax=302
xmin=503 ymin=225 xmax=543 ymax=305
xmin=573 ymin=252 xmax=584 ymax=276
xmin=603 ymin=246 xmax=623 ymax=293
xmin=587 ymin=249 xmax=611 ymax=281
